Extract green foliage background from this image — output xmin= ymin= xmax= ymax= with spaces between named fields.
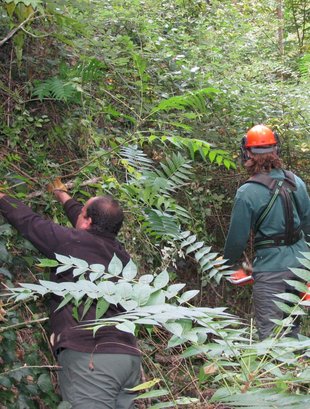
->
xmin=0 ymin=0 xmax=309 ymax=407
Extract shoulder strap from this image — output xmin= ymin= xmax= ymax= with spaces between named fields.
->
xmin=255 ymin=180 xmax=283 ymax=232
xmin=245 ymin=172 xmax=296 ymax=237
xmin=245 ymin=173 xmax=278 ymax=190
xmin=282 ymin=170 xmax=297 ymax=191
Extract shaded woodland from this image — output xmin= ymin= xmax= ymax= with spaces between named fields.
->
xmin=0 ymin=1 xmax=309 ymax=408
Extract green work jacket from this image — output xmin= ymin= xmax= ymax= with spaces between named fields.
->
xmin=224 ymin=169 xmax=310 ymax=273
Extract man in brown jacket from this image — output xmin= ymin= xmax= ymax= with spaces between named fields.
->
xmin=0 ymin=182 xmax=141 ymax=409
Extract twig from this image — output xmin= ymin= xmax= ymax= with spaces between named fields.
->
xmin=0 ymin=12 xmax=37 ymax=47
xmin=26 ymin=176 xmax=103 ymax=199
xmin=21 ymin=26 xmax=51 ymax=39
xmin=0 ymin=317 xmax=48 ymax=333
xmin=0 ymin=364 xmax=60 ymax=376
xmin=9 ymin=163 xmax=39 ymax=185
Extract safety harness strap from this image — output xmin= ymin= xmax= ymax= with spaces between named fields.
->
xmin=245 ymin=170 xmax=301 ymax=248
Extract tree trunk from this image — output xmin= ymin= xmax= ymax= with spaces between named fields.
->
xmin=277 ymin=0 xmax=284 ymax=56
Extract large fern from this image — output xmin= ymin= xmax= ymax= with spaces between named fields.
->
xmin=119 ymin=145 xmax=228 ymax=282
xmin=120 ymin=145 xmax=155 ymax=171
xmin=120 ymin=146 xmax=191 ymax=231
xmin=163 ymin=135 xmax=235 ymax=169
xmin=151 ymin=87 xmax=220 ymax=114
xmin=32 ymin=77 xmax=80 ymax=102
xmin=143 ymin=209 xmax=181 ymax=239
xmin=61 ymin=57 xmax=107 ymax=82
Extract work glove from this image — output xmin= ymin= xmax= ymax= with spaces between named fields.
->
xmin=47 ymin=177 xmax=67 ymax=193
xmin=242 ymin=261 xmax=253 ymax=275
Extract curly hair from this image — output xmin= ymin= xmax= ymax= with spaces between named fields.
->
xmin=86 ymin=196 xmax=124 ymax=236
xmin=245 ymin=151 xmax=283 ymax=176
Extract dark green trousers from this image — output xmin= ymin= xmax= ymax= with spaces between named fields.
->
xmin=57 ymin=350 xmax=141 ymax=409
xmin=253 ymin=270 xmax=300 ymax=340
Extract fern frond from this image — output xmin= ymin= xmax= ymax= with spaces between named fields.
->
xmin=177 ymin=230 xmax=228 ymax=284
xmin=72 ymin=57 xmax=107 ymax=82
xmin=49 ymin=78 xmax=74 ymax=101
xmin=120 ymin=145 xmax=154 ymax=171
xmin=161 ymin=135 xmax=235 ymax=169
xmin=152 ymin=87 xmax=220 ymax=114
xmin=143 ymin=209 xmax=181 ymax=239
xmin=155 ymin=152 xmax=193 ymax=192
xmin=32 ymin=80 xmax=52 ymax=100
xmin=32 ymin=77 xmax=79 ymax=101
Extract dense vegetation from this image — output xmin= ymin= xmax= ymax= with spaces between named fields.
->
xmin=0 ymin=0 xmax=309 ymax=408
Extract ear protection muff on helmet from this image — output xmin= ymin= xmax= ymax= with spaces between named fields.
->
xmin=240 ymin=136 xmax=250 ymax=162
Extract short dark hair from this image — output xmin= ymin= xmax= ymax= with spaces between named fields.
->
xmin=86 ymin=196 xmax=124 ymax=235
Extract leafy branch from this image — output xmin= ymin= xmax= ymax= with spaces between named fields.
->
xmin=3 ymin=253 xmax=310 ymax=406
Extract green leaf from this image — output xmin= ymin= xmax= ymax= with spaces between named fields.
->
xmin=98 ymin=281 xmax=115 ymax=296
xmin=70 ymin=256 xmax=89 ymax=268
xmin=128 ymin=378 xmax=161 ymax=392
xmin=139 ymin=274 xmax=154 ymax=284
xmin=195 ymin=246 xmax=212 ymax=261
xmin=73 ymin=267 xmax=88 ymax=277
xmin=37 ymin=373 xmax=53 ymax=393
xmin=108 ymin=254 xmax=123 ymax=276
xmin=132 ymin=284 xmax=151 ymax=306
xmin=289 ymin=267 xmax=310 ymax=282
xmin=55 ymin=294 xmax=73 ymax=312
xmin=166 ymin=283 xmax=186 ymax=299
xmin=72 ymin=305 xmax=79 ymax=321
xmin=89 ymin=272 xmax=102 ymax=282
xmin=275 ymin=293 xmax=302 ymax=304
xmin=90 ymin=264 xmax=105 ymax=274
xmin=122 ymin=259 xmax=137 ymax=280
xmin=178 ymin=290 xmax=199 ymax=304
xmin=154 ymin=270 xmax=169 ymax=289
xmin=147 ymin=290 xmax=166 ymax=305
xmin=284 ymin=280 xmax=309 ymax=294
xmin=164 ymin=322 xmax=184 ymax=337
xmin=180 ymin=234 xmax=197 ymax=248
xmin=96 ymin=298 xmax=110 ymax=319
xmin=120 ymin=300 xmax=138 ymax=311
xmin=115 ymin=282 xmax=132 ymax=299
xmin=37 ymin=258 xmax=59 ymax=268
xmin=56 ymin=264 xmax=72 ymax=274
xmin=21 ymin=283 xmax=48 ymax=296
xmin=185 ymin=241 xmax=204 ymax=254
xmin=116 ymin=320 xmax=136 ymax=334
xmin=55 ymin=254 xmax=72 ymax=265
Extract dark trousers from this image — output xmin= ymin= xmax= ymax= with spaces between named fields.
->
xmin=253 ymin=270 xmax=301 ymax=340
xmin=57 ymin=350 xmax=141 ymax=409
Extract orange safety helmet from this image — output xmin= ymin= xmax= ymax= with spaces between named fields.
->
xmin=245 ymin=125 xmax=277 ymax=148
xmin=241 ymin=124 xmax=279 ymax=161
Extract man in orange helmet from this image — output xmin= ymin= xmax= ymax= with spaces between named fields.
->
xmin=224 ymin=124 xmax=310 ymax=340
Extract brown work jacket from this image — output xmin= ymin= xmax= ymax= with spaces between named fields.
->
xmin=0 ymin=196 xmax=140 ymax=356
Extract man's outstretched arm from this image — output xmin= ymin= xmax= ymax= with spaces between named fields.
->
xmin=48 ymin=178 xmax=82 ymax=226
